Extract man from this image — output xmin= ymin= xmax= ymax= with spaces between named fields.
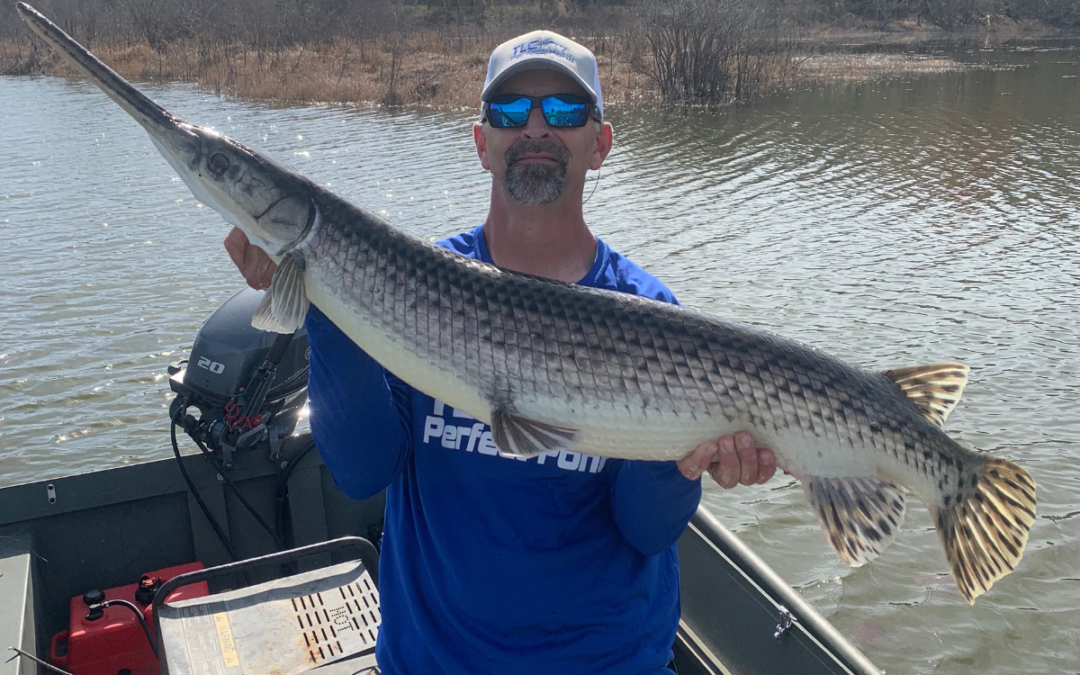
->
xmin=226 ymin=31 xmax=775 ymax=674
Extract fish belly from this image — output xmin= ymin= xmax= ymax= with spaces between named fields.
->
xmin=311 ymin=262 xmax=886 ymax=468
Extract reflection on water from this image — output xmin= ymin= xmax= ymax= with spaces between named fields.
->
xmin=1 ymin=39 xmax=1078 ymax=675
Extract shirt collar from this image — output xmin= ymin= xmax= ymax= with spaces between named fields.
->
xmin=475 ymin=223 xmax=608 ymax=287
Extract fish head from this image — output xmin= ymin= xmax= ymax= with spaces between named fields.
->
xmin=154 ymin=124 xmax=316 ymax=258
xmin=16 ymin=2 xmax=315 ymax=258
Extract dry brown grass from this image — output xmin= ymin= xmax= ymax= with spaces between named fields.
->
xmin=0 ymin=25 xmax=990 ymax=109
xmin=0 ymin=31 xmax=659 ymax=110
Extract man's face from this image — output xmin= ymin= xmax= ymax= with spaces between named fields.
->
xmin=475 ymin=69 xmax=611 ymax=207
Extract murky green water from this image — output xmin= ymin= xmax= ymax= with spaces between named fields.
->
xmin=1 ymin=40 xmax=1078 ymax=674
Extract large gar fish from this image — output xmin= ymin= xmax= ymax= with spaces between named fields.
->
xmin=18 ymin=3 xmax=1036 ymax=604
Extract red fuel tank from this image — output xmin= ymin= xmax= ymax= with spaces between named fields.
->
xmin=50 ymin=562 xmax=209 ymax=675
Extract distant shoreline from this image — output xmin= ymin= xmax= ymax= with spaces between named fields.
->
xmin=1 ymin=20 xmax=1069 ymax=111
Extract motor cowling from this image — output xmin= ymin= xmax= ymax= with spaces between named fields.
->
xmin=169 ymin=288 xmax=310 ymax=461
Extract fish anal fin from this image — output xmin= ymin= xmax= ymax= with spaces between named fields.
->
xmin=933 ymin=457 xmax=1036 ymax=605
xmin=883 ymin=362 xmax=970 ymax=428
xmin=803 ymin=475 xmax=906 ymax=567
xmin=490 ymin=406 xmax=581 ymax=458
xmin=251 ymin=253 xmax=309 ymax=334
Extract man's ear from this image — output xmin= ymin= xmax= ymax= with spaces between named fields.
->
xmin=590 ymin=121 xmax=613 ymax=171
xmin=474 ymin=122 xmax=492 ymax=172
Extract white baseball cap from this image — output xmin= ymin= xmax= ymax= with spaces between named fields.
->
xmin=481 ymin=30 xmax=604 ymax=120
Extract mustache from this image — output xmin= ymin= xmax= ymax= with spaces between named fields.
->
xmin=505 ymin=140 xmax=570 ymax=167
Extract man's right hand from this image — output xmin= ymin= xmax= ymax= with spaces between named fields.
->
xmin=677 ymin=432 xmax=776 ymax=488
xmin=224 ymin=227 xmax=277 ymax=290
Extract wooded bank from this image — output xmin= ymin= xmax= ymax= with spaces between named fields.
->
xmin=1 ymin=0 xmax=1072 ymax=109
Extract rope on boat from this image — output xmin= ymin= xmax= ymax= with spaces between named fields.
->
xmin=7 ymin=646 xmax=74 ymax=675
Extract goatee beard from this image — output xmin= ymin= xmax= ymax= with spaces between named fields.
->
xmin=504 ymin=140 xmax=570 ymax=206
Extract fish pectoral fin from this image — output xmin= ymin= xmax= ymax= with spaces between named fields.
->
xmin=252 ymin=253 xmax=309 ymax=334
xmin=490 ymin=407 xmax=581 ymax=458
xmin=803 ymin=475 xmax=906 ymax=567
xmin=882 ymin=362 xmax=970 ymax=428
xmin=932 ymin=457 xmax=1036 ymax=605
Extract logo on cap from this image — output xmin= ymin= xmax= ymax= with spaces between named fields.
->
xmin=511 ymin=37 xmax=576 ymax=64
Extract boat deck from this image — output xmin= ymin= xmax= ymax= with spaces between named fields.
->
xmin=0 ymin=435 xmax=880 ymax=675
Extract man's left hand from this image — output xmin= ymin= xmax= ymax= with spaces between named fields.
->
xmin=677 ymin=432 xmax=777 ymax=488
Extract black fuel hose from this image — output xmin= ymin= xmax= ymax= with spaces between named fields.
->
xmin=170 ymin=421 xmax=239 ymax=562
xmin=190 ymin=434 xmax=286 ymax=552
xmin=90 ymin=599 xmax=158 ymax=659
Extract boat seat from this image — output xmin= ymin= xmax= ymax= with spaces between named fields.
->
xmin=0 ymin=533 xmax=36 ymax=675
xmin=157 ymin=557 xmax=380 ymax=675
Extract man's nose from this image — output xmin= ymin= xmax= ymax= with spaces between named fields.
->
xmin=521 ymin=106 xmax=550 ymax=138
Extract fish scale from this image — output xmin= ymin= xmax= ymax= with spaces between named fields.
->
xmin=17 ymin=1 xmax=1036 ymax=606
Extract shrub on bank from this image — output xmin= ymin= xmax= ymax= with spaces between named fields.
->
xmin=636 ymin=0 xmax=794 ymax=105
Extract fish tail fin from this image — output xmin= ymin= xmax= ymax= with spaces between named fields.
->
xmin=934 ymin=457 xmax=1036 ymax=605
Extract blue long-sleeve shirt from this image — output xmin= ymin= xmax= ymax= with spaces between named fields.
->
xmin=306 ymin=225 xmax=702 ymax=674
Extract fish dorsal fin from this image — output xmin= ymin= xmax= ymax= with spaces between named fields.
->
xmin=882 ymin=362 xmax=970 ymax=428
xmin=803 ymin=475 xmax=907 ymax=567
xmin=491 ymin=406 xmax=581 ymax=458
xmin=252 ymin=254 xmax=309 ymax=334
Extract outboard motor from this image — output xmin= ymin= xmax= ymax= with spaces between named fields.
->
xmin=168 ymin=288 xmax=310 ymax=467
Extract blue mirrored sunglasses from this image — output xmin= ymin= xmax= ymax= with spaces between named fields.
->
xmin=484 ymin=94 xmax=596 ymax=129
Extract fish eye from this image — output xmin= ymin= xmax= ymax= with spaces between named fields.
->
xmin=207 ymin=153 xmax=230 ymax=175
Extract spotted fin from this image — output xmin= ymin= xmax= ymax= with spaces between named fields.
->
xmin=491 ymin=407 xmax=581 ymax=458
xmin=803 ymin=476 xmax=907 ymax=567
xmin=883 ymin=362 xmax=970 ymax=428
xmin=252 ymin=253 xmax=309 ymax=334
xmin=932 ymin=457 xmax=1036 ymax=605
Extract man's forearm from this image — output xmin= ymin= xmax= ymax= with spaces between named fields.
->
xmin=307 ymin=305 xmax=412 ymax=500
xmin=609 ymin=460 xmax=702 ymax=557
